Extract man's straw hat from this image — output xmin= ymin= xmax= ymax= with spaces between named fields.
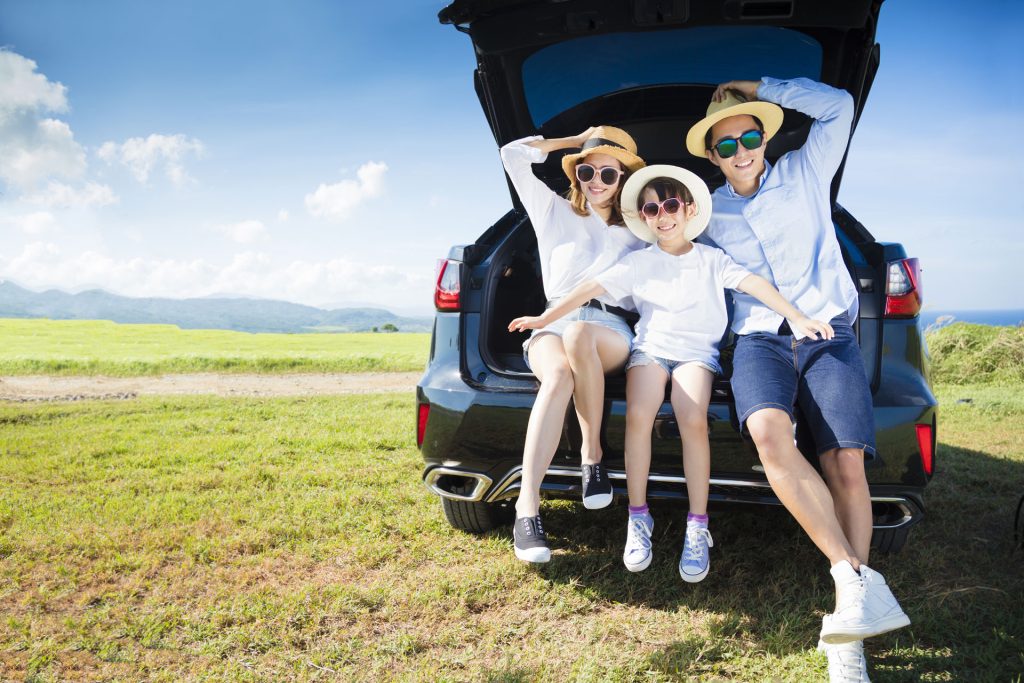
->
xmin=685 ymin=91 xmax=784 ymax=157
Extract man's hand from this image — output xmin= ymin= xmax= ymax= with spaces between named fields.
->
xmin=791 ymin=316 xmax=834 ymax=341
xmin=713 ymin=80 xmax=760 ymax=103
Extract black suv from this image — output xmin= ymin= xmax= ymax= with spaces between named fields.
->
xmin=417 ymin=0 xmax=936 ymax=553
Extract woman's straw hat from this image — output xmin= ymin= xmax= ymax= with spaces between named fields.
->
xmin=561 ymin=126 xmax=645 ymax=187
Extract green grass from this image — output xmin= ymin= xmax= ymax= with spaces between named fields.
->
xmin=1 ymin=390 xmax=1022 ymax=681
xmin=927 ymin=322 xmax=1024 ymax=386
xmin=0 ymin=318 xmax=429 ymax=376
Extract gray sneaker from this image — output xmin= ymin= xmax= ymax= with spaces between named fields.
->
xmin=678 ymin=522 xmax=713 ymax=583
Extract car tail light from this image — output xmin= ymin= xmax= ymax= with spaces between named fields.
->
xmin=915 ymin=423 xmax=934 ymax=476
xmin=434 ymin=259 xmax=461 ymax=311
xmin=884 ymin=257 xmax=922 ymax=318
xmin=417 ymin=403 xmax=430 ymax=447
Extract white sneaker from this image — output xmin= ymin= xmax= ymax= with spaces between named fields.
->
xmin=623 ymin=516 xmax=653 ymax=572
xmin=820 ymin=561 xmax=910 ymax=644
xmin=817 ymin=639 xmax=870 ymax=683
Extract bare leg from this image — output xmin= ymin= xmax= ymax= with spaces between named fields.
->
xmin=819 ymin=447 xmax=873 ymax=563
xmin=624 ymin=363 xmax=669 ymax=507
xmin=670 ymin=364 xmax=714 ymax=516
xmin=561 ymin=322 xmax=630 ymax=465
xmin=746 ymin=408 xmax=861 ymax=569
xmin=515 ymin=334 xmax=574 ymax=518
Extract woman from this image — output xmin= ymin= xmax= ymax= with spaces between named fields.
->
xmin=500 ymin=126 xmax=646 ymax=563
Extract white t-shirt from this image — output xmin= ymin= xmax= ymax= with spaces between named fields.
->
xmin=596 ymin=242 xmax=752 ymax=367
xmin=500 ymin=136 xmax=644 ymax=310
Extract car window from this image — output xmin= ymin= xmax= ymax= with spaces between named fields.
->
xmin=522 ymin=26 xmax=823 ymax=126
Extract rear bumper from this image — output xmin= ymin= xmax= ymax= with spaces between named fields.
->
xmin=423 ymin=462 xmax=925 ymax=536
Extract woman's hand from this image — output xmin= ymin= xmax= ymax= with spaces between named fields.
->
xmin=712 ymin=80 xmax=760 ymax=103
xmin=791 ymin=316 xmax=834 ymax=340
xmin=509 ymin=315 xmax=548 ymax=333
xmin=573 ymin=127 xmax=598 ymax=146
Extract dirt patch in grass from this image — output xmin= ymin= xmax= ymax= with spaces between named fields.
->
xmin=0 ymin=372 xmax=421 ymax=402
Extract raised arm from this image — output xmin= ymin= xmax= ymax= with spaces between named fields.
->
xmin=736 ymin=274 xmax=835 ymax=340
xmin=499 ymin=128 xmax=598 ymax=222
xmin=524 ymin=127 xmax=597 ymax=155
xmin=508 ymin=279 xmax=606 ymax=333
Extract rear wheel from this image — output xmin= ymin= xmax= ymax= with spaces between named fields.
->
xmin=870 ymin=526 xmax=911 ymax=554
xmin=441 ymin=497 xmax=514 ymax=533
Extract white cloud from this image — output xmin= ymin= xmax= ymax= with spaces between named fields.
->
xmin=277 ymin=209 xmax=289 ymax=222
xmin=98 ymin=133 xmax=205 ymax=186
xmin=0 ymin=244 xmax=431 ymax=311
xmin=2 ymin=212 xmax=58 ymax=235
xmin=0 ymin=50 xmax=87 ymax=190
xmin=304 ymin=161 xmax=387 ymax=222
xmin=22 ymin=181 xmax=118 ymax=209
xmin=215 ymin=219 xmax=268 ymax=244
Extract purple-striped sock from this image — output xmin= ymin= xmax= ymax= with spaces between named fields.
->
xmin=628 ymin=504 xmax=649 ymax=517
xmin=687 ymin=512 xmax=708 ymax=526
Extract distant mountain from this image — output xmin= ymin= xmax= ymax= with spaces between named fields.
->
xmin=0 ymin=281 xmax=433 ymax=333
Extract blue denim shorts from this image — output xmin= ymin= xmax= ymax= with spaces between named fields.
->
xmin=626 ymin=349 xmax=719 ymax=376
xmin=730 ymin=313 xmax=876 ymax=457
xmin=523 ymin=304 xmax=634 ymax=370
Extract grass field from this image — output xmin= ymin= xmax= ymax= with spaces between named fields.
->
xmin=0 ymin=319 xmax=429 ymax=376
xmin=1 ymin=387 xmax=1022 ymax=681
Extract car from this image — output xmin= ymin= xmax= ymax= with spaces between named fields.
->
xmin=417 ymin=0 xmax=936 ymax=553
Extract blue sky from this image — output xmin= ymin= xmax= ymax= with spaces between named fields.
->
xmin=1 ymin=0 xmax=1021 ymax=314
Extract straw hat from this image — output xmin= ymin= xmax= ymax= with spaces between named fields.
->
xmin=561 ymin=126 xmax=645 ymax=187
xmin=620 ymin=165 xmax=713 ymax=243
xmin=685 ymin=91 xmax=784 ymax=157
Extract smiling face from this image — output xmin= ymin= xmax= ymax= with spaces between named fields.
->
xmin=576 ymin=152 xmax=624 ymax=208
xmin=640 ymin=185 xmax=697 ymax=245
xmin=706 ymin=114 xmax=767 ymax=195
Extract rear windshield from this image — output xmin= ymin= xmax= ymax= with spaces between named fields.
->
xmin=522 ymin=26 xmax=822 ymax=125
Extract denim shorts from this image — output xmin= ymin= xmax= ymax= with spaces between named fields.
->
xmin=625 ymin=349 xmax=719 ymax=376
xmin=730 ymin=313 xmax=876 ymax=457
xmin=523 ymin=304 xmax=634 ymax=370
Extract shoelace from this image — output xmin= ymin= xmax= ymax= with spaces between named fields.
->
xmin=683 ymin=526 xmax=712 ymax=562
xmin=830 ymin=646 xmax=866 ymax=681
xmin=836 ymin=573 xmax=867 ymax=613
xmin=626 ymin=518 xmax=652 ymax=552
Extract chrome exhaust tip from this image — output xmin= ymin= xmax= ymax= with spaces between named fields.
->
xmin=424 ymin=467 xmax=493 ymax=502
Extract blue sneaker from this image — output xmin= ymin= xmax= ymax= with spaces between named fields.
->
xmin=679 ymin=522 xmax=713 ymax=583
xmin=622 ymin=515 xmax=653 ymax=572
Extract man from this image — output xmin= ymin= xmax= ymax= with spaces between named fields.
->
xmin=686 ymin=78 xmax=909 ymax=683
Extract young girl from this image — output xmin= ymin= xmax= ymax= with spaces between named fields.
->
xmin=500 ymin=126 xmax=647 ymax=563
xmin=509 ymin=165 xmax=834 ymax=580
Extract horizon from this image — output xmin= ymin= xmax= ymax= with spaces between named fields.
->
xmin=1 ymin=1 xmax=1021 ymax=312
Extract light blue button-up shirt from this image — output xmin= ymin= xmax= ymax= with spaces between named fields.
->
xmin=698 ymin=77 xmax=859 ymax=340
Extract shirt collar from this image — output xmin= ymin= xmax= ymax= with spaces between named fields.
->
xmin=723 ymin=159 xmax=773 ymax=199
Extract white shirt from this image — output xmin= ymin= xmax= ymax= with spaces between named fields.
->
xmin=596 ymin=242 xmax=751 ymax=367
xmin=500 ymin=136 xmax=644 ymax=309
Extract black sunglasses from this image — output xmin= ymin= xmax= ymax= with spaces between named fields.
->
xmin=711 ymin=129 xmax=764 ymax=158
xmin=576 ymin=163 xmax=625 ymax=186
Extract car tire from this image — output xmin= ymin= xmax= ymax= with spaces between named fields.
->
xmin=441 ymin=497 xmax=515 ymax=533
xmin=870 ymin=526 xmax=910 ymax=554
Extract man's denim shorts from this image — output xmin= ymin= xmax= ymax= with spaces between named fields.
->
xmin=625 ymin=349 xmax=719 ymax=376
xmin=523 ymin=304 xmax=634 ymax=370
xmin=730 ymin=313 xmax=876 ymax=457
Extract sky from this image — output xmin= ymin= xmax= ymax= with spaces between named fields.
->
xmin=0 ymin=0 xmax=1021 ymax=315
